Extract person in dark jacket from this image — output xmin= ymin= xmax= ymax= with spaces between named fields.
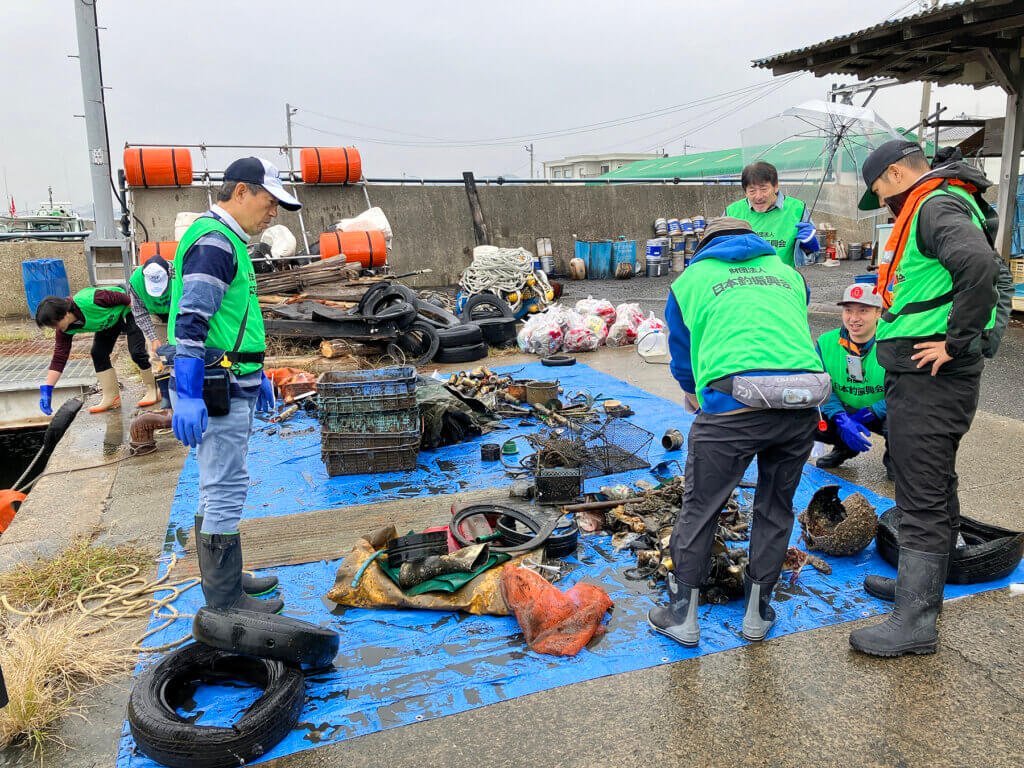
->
xmin=849 ymin=140 xmax=1010 ymax=658
xmin=649 ymin=217 xmax=828 ymax=648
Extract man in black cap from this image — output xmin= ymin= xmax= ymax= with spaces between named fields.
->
xmin=849 ymin=139 xmax=1010 ymax=657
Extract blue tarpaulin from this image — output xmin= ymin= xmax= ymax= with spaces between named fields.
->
xmin=116 ymin=363 xmax=1023 ymax=767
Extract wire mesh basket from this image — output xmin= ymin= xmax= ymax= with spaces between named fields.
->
xmin=530 ymin=417 xmax=652 ymax=479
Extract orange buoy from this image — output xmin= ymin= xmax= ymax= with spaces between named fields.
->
xmin=123 ymin=148 xmax=193 ymax=187
xmin=300 ymin=147 xmax=362 ymax=184
xmin=0 ymin=489 xmax=26 ymax=533
xmin=138 ymin=241 xmax=178 ymax=262
xmin=319 ymin=230 xmax=387 ymax=268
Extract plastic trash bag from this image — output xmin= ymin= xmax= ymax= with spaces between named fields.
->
xmin=335 ymin=206 xmax=393 ymax=246
xmin=575 ymin=296 xmax=616 ymax=325
xmin=517 ymin=313 xmax=563 ymax=355
xmin=581 ymin=314 xmax=608 ymax=343
xmin=563 ymin=326 xmax=600 ymax=353
xmin=636 ymin=312 xmax=667 ymax=337
xmin=499 ymin=564 xmax=613 ymax=656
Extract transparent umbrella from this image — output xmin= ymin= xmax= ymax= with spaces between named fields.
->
xmin=741 ymin=99 xmax=902 ymax=221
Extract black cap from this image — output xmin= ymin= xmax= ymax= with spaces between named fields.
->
xmin=223 ymin=157 xmax=302 ymax=211
xmin=858 ymin=139 xmax=925 ymax=210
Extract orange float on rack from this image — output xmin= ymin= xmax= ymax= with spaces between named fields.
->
xmin=123 ymin=147 xmax=193 ymax=187
xmin=138 ymin=241 xmax=179 ymax=261
xmin=300 ymin=147 xmax=362 ymax=184
xmin=319 ymin=230 xmax=387 ymax=268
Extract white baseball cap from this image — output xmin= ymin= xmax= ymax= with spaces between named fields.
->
xmin=223 ymin=157 xmax=302 ymax=211
xmin=142 ymin=256 xmax=170 ymax=297
xmin=838 ymin=283 xmax=883 ymax=308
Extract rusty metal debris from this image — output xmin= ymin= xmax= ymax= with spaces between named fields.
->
xmin=798 ymin=485 xmax=877 ymax=557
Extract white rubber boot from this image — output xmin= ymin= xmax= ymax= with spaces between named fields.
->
xmin=137 ymin=367 xmax=159 ymax=407
xmin=88 ymin=368 xmax=121 ymax=413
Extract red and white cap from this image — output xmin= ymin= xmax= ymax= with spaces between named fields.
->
xmin=838 ymin=283 xmax=883 ymax=308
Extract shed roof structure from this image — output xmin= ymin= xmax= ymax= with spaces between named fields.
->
xmin=753 ymin=0 xmax=1024 ymax=257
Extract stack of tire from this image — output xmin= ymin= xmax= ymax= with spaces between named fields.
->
xmin=128 ymin=608 xmax=339 ymax=767
xmin=360 ymin=283 xmax=517 ymax=366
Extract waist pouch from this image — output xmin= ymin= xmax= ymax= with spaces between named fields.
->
xmin=712 ymin=372 xmax=832 ymax=410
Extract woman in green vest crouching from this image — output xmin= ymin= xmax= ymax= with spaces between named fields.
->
xmin=814 ymin=283 xmax=890 ymax=479
xmin=36 ymin=286 xmax=156 ymax=415
xmin=128 ymin=255 xmax=174 ymax=408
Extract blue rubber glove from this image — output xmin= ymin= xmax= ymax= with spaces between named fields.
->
xmin=834 ymin=412 xmax=872 ymax=453
xmin=256 ymin=373 xmax=275 ymax=412
xmin=172 ymin=357 xmax=208 ymax=448
xmin=39 ymin=385 xmax=53 ymax=416
xmin=849 ymin=407 xmax=875 ymax=426
xmin=795 ymin=221 xmax=820 ymax=253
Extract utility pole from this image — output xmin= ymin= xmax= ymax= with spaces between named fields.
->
xmin=73 ymin=0 xmax=128 ymax=285
xmin=286 ymin=103 xmax=298 ymax=173
xmin=524 ymin=143 xmax=534 ymax=178
xmin=917 ymin=0 xmax=940 ymax=149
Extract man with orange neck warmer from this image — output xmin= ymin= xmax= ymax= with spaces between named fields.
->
xmin=849 ymin=140 xmax=1010 ymax=658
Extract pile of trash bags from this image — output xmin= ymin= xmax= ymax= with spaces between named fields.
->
xmin=517 ymin=297 xmax=666 ymax=355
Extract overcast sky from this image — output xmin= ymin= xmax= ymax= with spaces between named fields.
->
xmin=1 ymin=0 xmax=1008 ymax=211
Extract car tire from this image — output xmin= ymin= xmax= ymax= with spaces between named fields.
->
xmin=127 ymin=643 xmax=304 ymax=768
xmin=414 ymin=299 xmax=461 ymax=329
xmin=357 ymin=282 xmax=389 ymax=315
xmin=475 ymin=317 xmax=518 ymax=347
xmin=436 ymin=323 xmax=483 ymax=348
xmin=192 ymin=608 xmax=340 ymax=669
xmin=459 ymin=293 xmax=513 ymax=322
xmin=366 ymin=284 xmax=417 ymax=316
xmin=876 ymin=507 xmax=1024 ymax=584
xmin=541 ymin=354 xmax=576 ymax=367
xmin=434 ymin=342 xmax=488 ymax=364
xmin=396 ymin=320 xmax=440 ymax=366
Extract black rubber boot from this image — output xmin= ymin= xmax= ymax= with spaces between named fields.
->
xmin=849 ymin=547 xmax=947 ymax=657
xmin=647 ymin=574 xmax=700 ymax=647
xmin=741 ymin=569 xmax=777 ymax=642
xmin=156 ymin=372 xmax=171 ymax=410
xmin=862 ymin=522 xmax=957 ymax=613
xmin=816 ymin=445 xmax=856 ymax=469
xmin=882 ymin=449 xmax=894 ymax=481
xmin=195 ymin=515 xmax=278 ymax=597
xmin=197 ymin=532 xmax=284 ymax=614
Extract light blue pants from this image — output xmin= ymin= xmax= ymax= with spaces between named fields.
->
xmin=170 ymin=393 xmax=256 ymax=534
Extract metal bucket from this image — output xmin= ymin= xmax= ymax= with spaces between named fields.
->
xmin=692 ymin=215 xmax=706 ymax=230
xmin=671 ymin=253 xmax=686 ymax=272
xmin=507 ymin=379 xmax=530 ymax=403
xmin=667 ymin=218 xmax=682 ymax=236
xmin=646 ymin=237 xmax=669 ymax=260
xmin=540 ymin=254 xmax=554 ymax=273
xmin=526 ymin=380 xmax=558 ymax=405
xmin=654 ymin=218 xmax=668 ymax=236
xmin=646 ymin=258 xmax=668 ymax=277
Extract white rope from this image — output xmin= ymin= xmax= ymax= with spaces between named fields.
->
xmin=459 ymin=247 xmax=553 ymax=312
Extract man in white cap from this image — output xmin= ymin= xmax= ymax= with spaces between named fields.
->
xmin=814 ymin=283 xmax=890 ymax=478
xmin=128 ymin=254 xmax=173 ymax=407
xmin=167 ymin=157 xmax=301 ymax=616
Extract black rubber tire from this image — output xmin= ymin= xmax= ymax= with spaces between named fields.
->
xmin=357 ymin=282 xmax=389 ymax=315
xmin=876 ymin=507 xmax=1024 ymax=584
xmin=367 ymin=284 xmax=417 ymax=316
xmin=497 ymin=515 xmax=579 ymax=558
xmin=434 ymin=342 xmax=488 ymax=364
xmin=460 ymin=292 xmax=513 ymax=322
xmin=192 ymin=608 xmax=340 ymax=669
xmin=541 ymin=354 xmax=576 ymax=367
xmin=371 ymin=300 xmax=417 ymax=329
xmin=127 ymin=643 xmax=304 ymax=768
xmin=395 ymin=320 xmax=440 ymax=366
xmin=414 ymin=299 xmax=462 ymax=329
xmin=436 ymin=323 xmax=483 ymax=348
xmin=476 ymin=317 xmax=518 ymax=346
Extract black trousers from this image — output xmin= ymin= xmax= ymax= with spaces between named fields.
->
xmin=669 ymin=408 xmax=817 ymax=587
xmin=886 ymin=369 xmax=980 ymax=553
xmin=91 ymin=313 xmax=150 ymax=373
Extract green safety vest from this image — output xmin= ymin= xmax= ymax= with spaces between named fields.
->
xmin=670 ymin=253 xmax=823 ymax=408
xmin=877 ymin=185 xmax=996 ymax=344
xmin=128 ymin=265 xmax=171 ymax=316
xmin=167 ymin=215 xmax=265 ymax=376
xmin=66 ymin=286 xmax=130 ymax=335
xmin=817 ymin=328 xmax=885 ymax=410
xmin=725 ymin=195 xmax=806 ymax=268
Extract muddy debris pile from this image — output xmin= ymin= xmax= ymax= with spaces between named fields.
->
xmin=798 ymin=485 xmax=877 ymax=557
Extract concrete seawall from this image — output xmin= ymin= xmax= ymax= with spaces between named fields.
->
xmin=0 ymin=241 xmax=91 ymax=318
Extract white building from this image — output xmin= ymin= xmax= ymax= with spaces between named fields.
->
xmin=542 ymin=153 xmax=662 ymax=180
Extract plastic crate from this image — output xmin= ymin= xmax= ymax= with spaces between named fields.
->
xmin=321 ymin=429 xmax=420 ymax=451
xmin=318 ymin=367 xmax=417 ymax=414
xmin=1011 ymin=258 xmax=1024 ymax=285
xmin=322 ymin=443 xmax=419 ymax=476
xmin=319 ymin=406 xmax=419 ymax=433
xmin=318 ymin=391 xmax=417 ymax=414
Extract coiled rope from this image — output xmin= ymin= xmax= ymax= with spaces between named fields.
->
xmin=459 ymin=247 xmax=553 ymax=313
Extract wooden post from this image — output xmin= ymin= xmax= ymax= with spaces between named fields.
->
xmin=462 ymin=171 xmax=490 ymax=246
xmin=994 ymin=49 xmax=1024 ymax=260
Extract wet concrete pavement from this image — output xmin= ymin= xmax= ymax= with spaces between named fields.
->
xmin=2 ymin=331 xmax=1023 ymax=767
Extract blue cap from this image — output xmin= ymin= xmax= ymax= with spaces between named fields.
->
xmin=224 ymin=157 xmax=301 ymax=211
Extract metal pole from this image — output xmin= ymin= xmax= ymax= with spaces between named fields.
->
xmin=917 ymin=0 xmax=939 ymax=149
xmin=72 ymin=0 xmax=116 ymax=241
xmin=285 ymin=104 xmax=297 ymax=171
xmin=994 ymin=54 xmax=1024 ymax=260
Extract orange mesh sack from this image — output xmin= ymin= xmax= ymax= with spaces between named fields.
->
xmin=500 ymin=563 xmax=613 ymax=656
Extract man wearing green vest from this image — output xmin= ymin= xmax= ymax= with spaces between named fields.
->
xmin=849 ymin=139 xmax=1009 ymax=658
xmin=814 ymin=283 xmax=890 ymax=478
xmin=35 ymin=286 xmax=155 ymax=413
xmin=649 ymin=217 xmax=830 ymax=648
xmin=725 ymin=161 xmax=819 ymax=267
xmin=128 ymin=255 xmax=173 ymax=407
xmin=169 ymin=157 xmax=301 ymax=615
